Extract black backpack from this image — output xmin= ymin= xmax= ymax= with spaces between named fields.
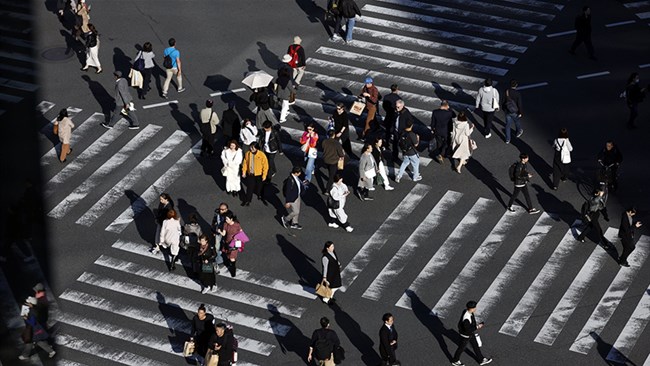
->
xmin=508 ymin=162 xmax=518 ymax=182
xmin=398 ymin=132 xmax=413 ymax=153
xmin=313 ymin=330 xmax=334 ymax=360
xmin=163 ymin=54 xmax=173 ymax=69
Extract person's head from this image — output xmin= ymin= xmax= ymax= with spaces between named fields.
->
xmin=382 ymin=313 xmax=394 ymax=325
xmin=404 ymin=120 xmax=413 ymax=131
xmin=88 ymin=23 xmax=97 ymax=33
xmin=466 ymin=300 xmax=478 ymax=313
xmin=228 ymin=140 xmax=240 ymax=150
xmin=396 ymin=99 xmax=405 ymax=112
xmin=457 ymin=111 xmax=467 ymax=122
xmin=365 ymin=77 xmax=373 ymax=87
xmin=293 ymin=36 xmax=302 ymax=45
xmin=625 ymin=207 xmax=637 ymax=216
xmin=143 ymin=41 xmax=153 ymax=53
xmin=223 ymin=210 xmax=238 ymax=224
xmin=262 ymin=120 xmax=273 ymax=130
xmin=583 ymin=6 xmax=590 ymax=15
xmin=250 ymin=142 xmax=259 ymax=153
xmin=558 ymin=128 xmax=569 ymax=139
xmin=390 ymin=84 xmax=399 ymax=93
xmin=218 ymin=202 xmax=229 ymax=214
xmin=159 ymin=193 xmax=172 ymax=205
xmin=198 ymin=234 xmax=210 ymax=246
xmin=322 ymin=241 xmax=334 ymax=254
xmin=594 ymin=188 xmax=605 ymax=197
xmin=320 ymin=316 xmax=330 ymax=329
xmin=57 ymin=108 xmax=68 ymax=121
xmin=197 ymin=303 xmax=207 ymax=317
xmin=484 ymin=78 xmax=493 ymax=87
xmin=113 ymin=70 xmax=122 ymax=79
xmin=333 ymin=173 xmax=343 ymax=184
xmin=362 ymin=143 xmax=373 ymax=154
xmin=519 ymin=153 xmax=529 ymax=163
xmin=605 ymin=141 xmax=615 ymax=151
xmin=188 ymin=213 xmax=199 ymax=224
xmin=168 ymin=38 xmax=176 ymax=47
xmin=628 ymin=72 xmax=640 ymax=85
xmin=292 ymin=166 xmax=303 ymax=176
xmin=243 ymin=118 xmax=252 ymax=127
xmin=215 ymin=323 xmax=226 ymax=336
xmin=306 ymin=123 xmax=316 ymax=133
xmin=205 ymin=99 xmax=214 ymax=108
xmin=440 ymin=100 xmax=449 ymax=110
xmin=328 ymin=130 xmax=337 ymax=138
xmin=373 ymin=136 xmax=383 ymax=147
xmin=166 ymin=209 xmax=178 ymax=220
xmin=336 ymin=102 xmax=345 ymax=115
xmin=510 ymin=79 xmax=519 ymax=88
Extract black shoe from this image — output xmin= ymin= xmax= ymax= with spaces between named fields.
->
xmin=241 ymin=201 xmax=249 ymax=206
xmin=170 ymin=263 xmax=176 ymax=271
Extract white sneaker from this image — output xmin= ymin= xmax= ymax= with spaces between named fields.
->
xmin=328 ymin=222 xmax=339 ymax=228
xmin=48 ymin=351 xmax=56 ymax=358
xmin=201 ymin=287 xmax=208 ymax=294
xmin=18 ymin=355 xmax=28 ymax=360
xmin=385 ymin=186 xmax=394 ymax=191
xmin=345 ymin=226 xmax=354 ymax=232
xmin=368 ymin=186 xmax=375 ymax=191
xmin=150 ymin=247 xmax=160 ymax=255
xmin=211 ymin=286 xmax=218 ymax=293
xmin=485 ymin=133 xmax=492 ymax=138
xmin=178 ymin=87 xmax=186 ymax=93
xmin=479 ymin=358 xmax=493 ymax=365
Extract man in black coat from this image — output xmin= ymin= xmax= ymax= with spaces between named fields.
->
xmin=577 ymin=188 xmax=610 ymax=246
xmin=451 ymin=301 xmax=492 ymax=365
xmin=618 ymin=207 xmax=642 ymax=267
xmin=507 ymin=154 xmax=540 ymax=214
xmin=207 ymin=323 xmax=235 ymax=366
xmin=258 ymin=120 xmax=283 ymax=182
xmin=379 ymin=313 xmax=399 ymax=366
xmin=597 ymin=141 xmax=623 ymax=192
xmin=308 ymin=317 xmax=341 ymax=365
xmin=391 ymin=100 xmax=414 ymax=161
xmin=382 ymin=84 xmax=401 ymax=150
xmin=221 ymin=101 xmax=240 ymax=144
xmin=281 ymin=166 xmax=303 ymax=230
xmin=430 ymin=100 xmax=455 ymax=163
xmin=569 ymin=6 xmax=596 ymax=60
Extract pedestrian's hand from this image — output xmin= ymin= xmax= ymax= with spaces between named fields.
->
xmin=284 ymin=203 xmax=290 ymax=209
xmin=518 ymin=114 xmax=523 ymax=118
xmin=635 ymin=222 xmax=642 ymax=228
xmin=307 ymin=355 xmax=312 ymax=362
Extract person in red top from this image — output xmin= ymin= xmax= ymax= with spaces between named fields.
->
xmin=300 ymin=123 xmax=319 ymax=182
xmin=287 ymin=36 xmax=306 ymax=87
xmin=218 ymin=210 xmax=243 ymax=277
xmin=359 ymin=77 xmax=379 ymax=140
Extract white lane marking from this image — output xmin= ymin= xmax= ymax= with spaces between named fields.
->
xmin=354 ymin=27 xmax=518 ymax=65
xmin=41 ymin=112 xmax=104 ymax=165
xmin=606 ymin=284 xmax=650 ymax=363
xmin=637 ymin=11 xmax=650 ymax=19
xmin=499 ymin=229 xmax=580 ymax=337
xmin=422 ymin=0 xmax=555 ymax=21
xmin=639 ymin=63 xmax=650 ymax=68
xmin=363 ymin=191 xmax=462 ymax=301
xmin=432 ymin=209 xmax=523 ymax=318
xmin=44 ymin=123 xmax=127 ymax=197
xmin=576 ymin=71 xmax=610 ymax=80
xmin=339 ymin=185 xmax=431 ymax=292
xmin=605 ymin=20 xmax=636 ymax=27
xmin=395 ymin=198 xmax=493 ymax=309
xmin=57 ymin=360 xmax=88 ymax=366
xmin=142 ymin=100 xmax=178 ymax=109
xmin=316 ymin=47 xmax=486 ymax=85
xmin=546 ymin=30 xmax=576 ymax=38
xmin=105 ymin=143 xmax=199 ymax=234
xmin=76 ymin=130 xmax=188 ymax=226
xmin=111 ymin=239 xmax=317 ymax=299
xmin=534 ymin=228 xmax=618 ymax=345
xmin=209 ymin=87 xmax=247 ymax=97
xmin=37 ymin=100 xmax=55 ymax=115
xmin=570 ymin=235 xmax=650 ymax=354
xmin=517 ymin=82 xmax=549 ymax=90
xmin=345 ymin=39 xmax=510 ymax=76
xmin=478 ymin=213 xmax=556 ymax=321
xmin=78 ymin=269 xmax=290 ymax=337
xmin=59 ymin=289 xmax=275 ymax=356
xmin=362 ymin=4 xmax=537 ymax=42
xmin=94 ymin=252 xmax=304 ymax=319
xmin=624 ymin=1 xmax=650 ymax=9
xmin=47 ymin=124 xmax=162 ymax=219
xmin=499 ymin=0 xmax=563 ymax=11
xmin=56 ymin=333 xmax=171 ymax=366
xmin=375 ymin=0 xmax=547 ymax=31
xmin=358 ymin=16 xmax=528 ymax=53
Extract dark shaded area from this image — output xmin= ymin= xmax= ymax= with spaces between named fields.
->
xmin=112 ymin=47 xmax=132 ymax=78
xmin=275 ymin=234 xmax=320 ymax=288
xmin=330 ymin=302 xmax=382 ymax=366
xmin=465 ymin=158 xmax=510 ymax=208
xmin=156 ymin=292 xmax=190 ymax=354
xmin=531 ymin=184 xmax=581 ymax=228
xmin=176 ymin=198 xmax=211 ymax=233
xmin=269 ymin=304 xmax=310 ymax=364
xmin=125 ymin=190 xmax=155 ymax=244
xmin=257 ymin=41 xmax=281 ymax=70
xmin=591 ymin=331 xmax=628 ymax=366
xmin=81 ymin=74 xmax=112 ymax=121
xmin=59 ymin=29 xmax=85 ymax=66
xmin=404 ymin=290 xmax=456 ymax=361
xmin=294 ymin=0 xmax=331 ymax=37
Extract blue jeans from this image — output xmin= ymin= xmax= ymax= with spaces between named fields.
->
xmin=304 ymin=156 xmax=316 ymax=181
xmin=504 ymin=113 xmax=521 ymax=142
xmin=345 ymin=17 xmax=356 ymax=41
xmin=397 ymin=154 xmax=420 ymax=179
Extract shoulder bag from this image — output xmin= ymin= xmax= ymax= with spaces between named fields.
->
xmin=327 ymin=196 xmax=340 ymax=209
xmin=505 ymin=89 xmax=518 ymax=114
xmin=134 ymin=51 xmax=145 ymax=71
xmin=315 ymin=280 xmax=333 ymax=298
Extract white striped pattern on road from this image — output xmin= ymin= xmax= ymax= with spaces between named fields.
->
xmin=362 ymin=190 xmax=462 ymax=301
xmin=48 ymin=124 xmax=162 ymax=219
xmin=37 ymin=100 xmax=55 ymax=115
xmin=606 ymin=284 xmax=650 ymax=363
xmin=41 ymin=111 xmax=99 ymax=165
xmin=57 ymin=359 xmax=88 ymax=366
xmin=395 ymin=198 xmax=493 ymax=309
xmin=499 ymin=0 xmax=563 ymax=11
xmin=624 ymin=1 xmax=650 ymax=9
xmin=339 ymin=184 xmax=431 ymax=292
xmin=429 ymin=0 xmax=555 ymax=21
xmin=56 ymin=333 xmax=170 ymax=366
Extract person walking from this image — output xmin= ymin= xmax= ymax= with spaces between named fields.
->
xmin=502 ymin=79 xmax=523 ymax=144
xmin=211 ymin=202 xmax=229 ymax=255
xmin=134 ymin=42 xmax=155 ymax=99
xmin=624 ymin=72 xmax=647 ymax=129
xmin=221 ymin=101 xmax=241 ymax=143
xmin=372 ymin=137 xmax=394 ymax=191
xmin=54 ymin=108 xmax=74 ymax=163
xmin=161 ymin=38 xmax=185 ymax=98
xmin=195 ymin=234 xmax=217 ymax=293
xmin=241 ymin=142 xmax=269 ymax=206
xmin=239 ymin=118 xmax=258 ymax=155
xmin=200 ymin=99 xmax=220 ymax=157
xmin=359 ymin=77 xmax=380 ymax=140
xmin=250 ymin=86 xmax=278 ymax=127
xmin=217 ymin=210 xmax=245 ymax=277
xmin=300 ymin=123 xmax=319 ymax=183
xmin=308 ymin=317 xmax=341 ymax=366
xmin=357 ymin=143 xmax=376 ymax=200
xmin=276 ymin=57 xmax=296 ymax=123
xmin=258 ymin=120 xmax=283 ymax=181
xmin=577 ymin=188 xmax=610 ymax=245
xmin=338 ymin=0 xmax=362 ymax=43
xmin=282 ymin=166 xmax=304 ymax=230
xmin=451 ymin=111 xmax=475 ymax=174
xmin=102 ymin=71 xmax=140 ymax=129
xmin=451 ymin=301 xmax=493 ymax=366
xmin=597 ymin=141 xmax=623 ymax=192
xmin=431 ymin=100 xmax=455 ymax=164
xmin=207 ymin=323 xmax=235 ymax=366
xmin=19 ymin=297 xmax=56 ymax=360
xmin=382 ymin=84 xmax=401 ymax=148
xmin=287 ymin=36 xmax=306 ymax=88
xmin=182 ymin=213 xmax=202 ymax=271
xmin=331 ymin=102 xmax=354 ymax=157
xmin=157 ymin=209 xmax=182 ymax=270
xmin=391 ymin=99 xmax=414 ymax=161
xmin=475 ymin=78 xmax=499 ymax=138
xmin=379 ymin=313 xmax=399 ymax=366
xmin=328 ymin=174 xmax=354 ymax=232
xmin=322 ymin=130 xmax=346 ymax=194
xmin=618 ymin=207 xmax=643 ymax=267
xmin=80 ymin=23 xmax=102 ymax=73
xmin=151 ymin=193 xmax=174 ymax=253
xmin=569 ymin=6 xmax=596 ymax=60
xmin=507 ymin=153 xmax=541 ymax=214
xmin=320 ymin=241 xmax=342 ymax=304
xmin=552 ymin=128 xmax=573 ymax=190
xmin=190 ymin=304 xmax=215 ymax=366
xmin=221 ymin=140 xmax=243 ymax=197
xmin=32 ymin=283 xmax=49 ymax=327
xmin=395 ymin=120 xmax=421 ymax=183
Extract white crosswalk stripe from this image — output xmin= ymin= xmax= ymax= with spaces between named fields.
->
xmin=36 ymin=100 xmax=55 ymax=115
xmin=606 ymin=284 xmax=650 ymax=363
xmin=56 ymin=333 xmax=171 ymax=366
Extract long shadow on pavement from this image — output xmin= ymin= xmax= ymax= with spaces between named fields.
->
xmin=268 ymin=304 xmax=310 ymax=364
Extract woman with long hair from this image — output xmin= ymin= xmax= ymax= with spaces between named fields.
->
xmin=320 ymin=241 xmax=341 ymax=305
xmin=221 ymin=140 xmax=243 ymax=196
xmin=81 ymin=23 xmax=102 ymax=73
xmin=217 ymin=211 xmax=244 ymax=277
xmin=54 ymin=109 xmax=74 ymax=163
xmin=158 ymin=209 xmax=181 ymax=270
xmin=451 ymin=111 xmax=475 ymax=174
xmin=195 ymin=234 xmax=217 ymax=293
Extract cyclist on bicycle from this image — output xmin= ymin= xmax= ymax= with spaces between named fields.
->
xmin=597 ymin=141 xmax=623 ymax=192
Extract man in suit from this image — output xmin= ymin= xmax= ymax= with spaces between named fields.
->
xmin=430 ymin=100 xmax=455 ymax=164
xmin=102 ymin=71 xmax=140 ymax=129
xmin=618 ymin=207 xmax=643 ymax=267
xmin=258 ymin=120 xmax=283 ymax=182
xmin=379 ymin=313 xmax=399 ymax=366
xmin=382 ymin=84 xmax=401 ymax=149
xmin=281 ymin=166 xmax=304 ymax=230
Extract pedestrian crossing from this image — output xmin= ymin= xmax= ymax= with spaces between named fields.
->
xmin=623 ymin=0 xmax=650 ymax=23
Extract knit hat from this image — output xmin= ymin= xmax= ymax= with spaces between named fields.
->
xmin=281 ymin=54 xmax=292 ymax=63
xmin=365 ymin=77 xmax=373 ymax=84
xmin=293 ymin=36 xmax=302 ymax=44
xmin=33 ymin=283 xmax=44 ymax=292
xmin=26 ymin=296 xmax=37 ymax=305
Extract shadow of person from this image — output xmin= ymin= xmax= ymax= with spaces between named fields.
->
xmin=112 ymin=47 xmax=132 ymax=77
xmin=125 ymin=190 xmax=156 ymax=244
xmin=257 ymin=41 xmax=281 ymax=70
xmin=403 ymin=289 xmax=455 ymax=360
xmin=246 ymin=59 xmax=260 ymax=72
xmin=81 ymin=74 xmax=113 ymax=121
xmin=590 ymin=331 xmax=630 ymax=366
xmin=169 ymin=102 xmax=200 ymax=138
xmin=464 ymin=159 xmax=510 ymax=208
xmin=177 ymin=198 xmax=210 ymax=231
xmin=275 ymin=234 xmax=320 ymax=288
xmin=204 ymin=74 xmax=232 ymax=93
xmin=330 ymin=302 xmax=382 ymax=365
xmin=268 ymin=304 xmax=310 ymax=364
xmin=60 ymin=29 xmax=85 ymax=65
xmin=531 ymin=184 xmax=580 ymax=229
xmin=156 ymin=291 xmax=191 ymax=353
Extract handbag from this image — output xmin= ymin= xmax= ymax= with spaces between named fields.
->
xmin=205 ymin=349 xmax=219 ymax=366
xmin=469 ymin=139 xmax=477 ymax=151
xmin=201 ymin=262 xmax=214 ymax=273
xmin=289 ymin=90 xmax=297 ymax=103
xmin=134 ymin=51 xmax=145 ymax=71
xmin=301 ymin=142 xmax=310 ymax=153
xmin=364 ymin=167 xmax=377 ymax=179
xmin=349 ymin=100 xmax=365 ymax=116
xmin=183 ymin=340 xmax=195 ymax=357
xmin=315 ymin=281 xmax=333 ymax=298
xmin=337 ymin=158 xmax=344 ymax=170
xmin=308 ymin=147 xmax=318 ymax=159
xmin=327 ymin=196 xmax=340 ymax=209
xmin=333 ymin=345 xmax=346 ymax=364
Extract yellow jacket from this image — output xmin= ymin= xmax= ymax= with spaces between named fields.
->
xmin=241 ymin=151 xmax=269 ymax=180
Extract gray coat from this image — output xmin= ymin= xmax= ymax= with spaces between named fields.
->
xmin=114 ymin=77 xmax=134 ymax=106
xmin=358 ymin=152 xmax=376 ymax=189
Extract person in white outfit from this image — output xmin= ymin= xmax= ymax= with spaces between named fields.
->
xmin=475 ymin=78 xmax=499 ymax=138
xmin=552 ymin=128 xmax=573 ymax=190
xmin=239 ymin=118 xmax=258 ymax=155
xmin=451 ymin=112 xmax=475 ymax=174
xmin=328 ymin=174 xmax=354 ymax=232
xmin=81 ymin=24 xmax=102 ymax=74
xmin=221 ymin=140 xmax=244 ymax=196
xmin=371 ymin=137 xmax=394 ymax=191
xmin=158 ymin=209 xmax=182 ymax=270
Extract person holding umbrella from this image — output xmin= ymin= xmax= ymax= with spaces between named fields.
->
xmin=243 ymin=71 xmax=278 ymax=127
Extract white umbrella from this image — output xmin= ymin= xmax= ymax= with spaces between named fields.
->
xmin=242 ymin=70 xmax=274 ymax=89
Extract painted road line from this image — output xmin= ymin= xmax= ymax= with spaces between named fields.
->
xmin=93 ymin=253 xmax=304 ymax=318
xmin=424 ymin=0 xmax=555 ymax=21
xmin=499 ymin=0 xmax=563 ymax=11
xmin=78 ymin=270 xmax=290 ymax=337
xmin=210 ymin=87 xmax=247 ymax=97
xmin=499 ymin=229 xmax=580 ymax=337
xmin=59 ymin=289 xmax=275 ymax=356
xmin=478 ymin=213 xmax=557 ymax=321
xmin=105 ymin=143 xmax=199 ymax=234
xmin=44 ymin=123 xmax=127 ymax=197
xmin=47 ymin=124 xmax=162 ymax=219
xmin=111 ymin=239 xmax=316 ymax=299
xmin=76 ymin=130 xmax=188 ymax=226
xmin=606 ymin=284 xmax=650 ymax=363
xmin=362 ymin=5 xmax=537 ymax=42
xmin=142 ymin=100 xmax=178 ymax=109
xmin=56 ymin=333 xmax=170 ymax=366
xmin=624 ymin=1 xmax=650 ymax=9
xmin=605 ymin=20 xmax=636 ymax=27
xmin=376 ymin=0 xmax=546 ymax=31
xmin=358 ymin=16 xmax=528 ymax=53
xmin=535 ymin=228 xmax=618 ymax=345
xmin=570 ymin=235 xmax=650 ymax=354
xmin=363 ymin=191 xmax=463 ymax=301
xmin=346 ymin=39 xmax=510 ymax=76
xmin=58 ymin=360 xmax=88 ymax=366
xmin=546 ymin=30 xmax=576 ymax=38
xmin=640 ymin=63 xmax=650 ymax=69
xmin=354 ymin=27 xmax=518 ymax=65
xmin=37 ymin=100 xmax=55 ymax=115
xmin=396 ymin=198 xmax=493 ymax=309
xmin=432 ymin=209 xmax=523 ymax=318
xmin=576 ymin=71 xmax=610 ymax=80
xmin=340 ymin=185 xmax=431 ymax=292
xmin=638 ymin=11 xmax=650 ymax=19
xmin=317 ymin=47 xmax=486 ymax=85
xmin=518 ymin=82 xmax=549 ymax=90
xmin=41 ymin=112 xmax=104 ymax=165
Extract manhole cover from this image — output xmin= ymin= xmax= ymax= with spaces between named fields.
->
xmin=41 ymin=46 xmax=75 ymax=61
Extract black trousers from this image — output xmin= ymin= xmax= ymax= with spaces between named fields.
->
xmin=578 ymin=216 xmax=605 ymax=242
xmin=552 ymin=155 xmax=570 ymax=187
xmin=481 ymin=110 xmax=495 ymax=135
xmin=139 ymin=68 xmax=153 ymax=97
xmin=265 ymin=152 xmax=277 ymax=180
xmin=508 ymin=185 xmax=532 ymax=209
xmin=452 ymin=335 xmax=484 ymax=362
xmin=434 ymin=134 xmax=449 ymax=158
xmin=619 ymin=238 xmax=635 ymax=263
xmin=341 ymin=138 xmax=353 ymax=157
xmin=244 ymin=175 xmax=264 ymax=203
xmin=570 ymin=34 xmax=595 ymax=57
xmin=325 ymin=163 xmax=340 ymax=193
xmin=628 ymin=103 xmax=639 ymax=127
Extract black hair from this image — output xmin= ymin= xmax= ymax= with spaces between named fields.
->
xmin=292 ymin=166 xmax=303 ymax=174
xmin=262 ymin=120 xmax=273 ymax=129
xmin=519 ymin=153 xmax=528 ymax=160
xmin=382 ymin=313 xmax=393 ymax=322
xmin=57 ymin=108 xmax=68 ymax=121
xmin=168 ymin=38 xmax=176 ymax=47
xmin=484 ymin=78 xmax=493 ymax=87
xmin=322 ymin=241 xmax=334 ymax=254
xmin=510 ymin=79 xmax=518 ymax=88
xmin=143 ymin=42 xmax=153 ymax=52
xmin=320 ymin=317 xmax=330 ymax=328
xmin=390 ymin=84 xmax=399 ymax=92
xmin=466 ymin=301 xmax=477 ymax=309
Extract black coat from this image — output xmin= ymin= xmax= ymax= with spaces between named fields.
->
xmin=379 ymin=324 xmax=398 ymax=361
xmin=457 ymin=310 xmax=479 ymax=337
xmin=332 ymin=111 xmax=351 ymax=141
xmin=221 ymin=109 xmax=240 ymax=139
xmin=394 ymin=107 xmax=413 ymax=134
xmin=512 ymin=162 xmax=530 ymax=186
xmin=258 ymin=128 xmax=283 ymax=154
xmin=191 ymin=313 xmax=215 ymax=357
xmin=283 ymin=175 xmax=302 ymax=203
xmin=323 ymin=251 xmax=342 ymax=288
xmin=618 ymin=212 xmax=637 ymax=243
xmin=208 ymin=331 xmax=234 ymax=365
xmin=250 ymin=89 xmax=271 ymax=110
xmin=339 ymin=0 xmax=361 ymax=18
xmin=574 ymin=14 xmax=592 ymax=36
xmin=431 ymin=108 xmax=455 ymax=136
xmin=156 ymin=202 xmax=174 ymax=225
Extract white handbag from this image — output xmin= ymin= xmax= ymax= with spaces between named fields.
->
xmin=364 ymin=168 xmax=377 ymax=179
